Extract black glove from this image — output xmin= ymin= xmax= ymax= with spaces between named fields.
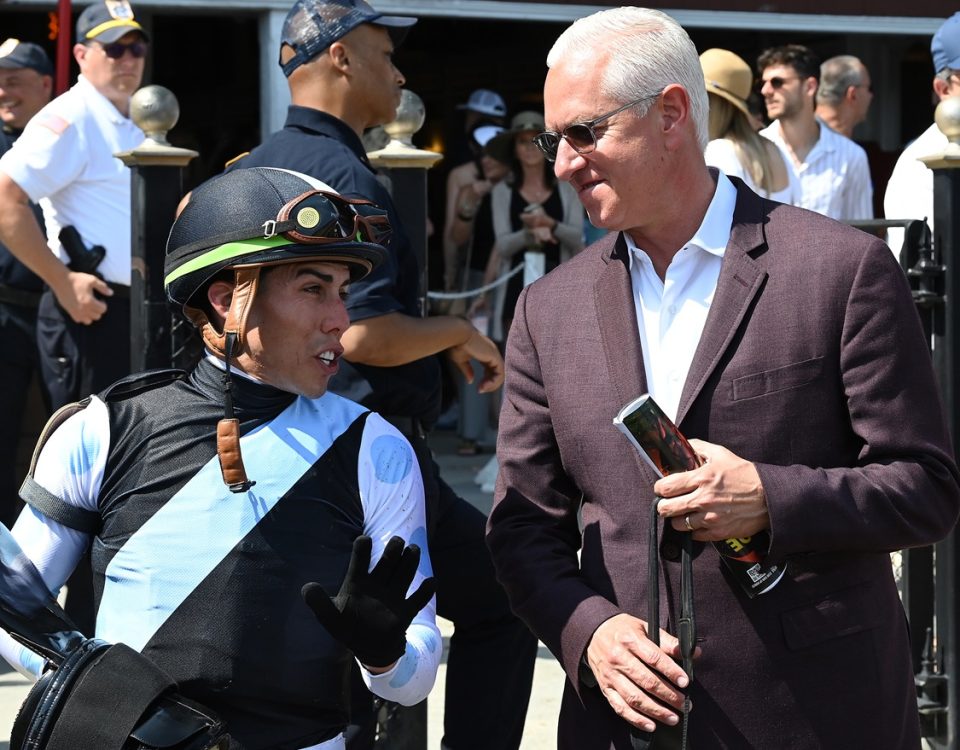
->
xmin=302 ymin=535 xmax=436 ymax=669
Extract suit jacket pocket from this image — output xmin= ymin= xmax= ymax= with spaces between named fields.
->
xmin=732 ymin=356 xmax=823 ymax=401
xmin=780 ymin=582 xmax=881 ymax=651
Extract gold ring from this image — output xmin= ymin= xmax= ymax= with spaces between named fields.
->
xmin=684 ymin=514 xmax=693 ymax=532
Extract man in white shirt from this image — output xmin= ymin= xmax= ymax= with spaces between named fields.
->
xmin=815 ymin=55 xmax=873 ymax=139
xmin=884 ymin=12 xmax=960 ymax=258
xmin=758 ymin=44 xmax=873 ymax=221
xmin=0 ymin=0 xmax=145 ymax=410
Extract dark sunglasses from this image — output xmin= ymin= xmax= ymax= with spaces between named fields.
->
xmin=97 ymin=41 xmax=148 ymax=59
xmin=762 ymin=75 xmax=800 ymax=90
xmin=263 ymin=190 xmax=392 ymax=247
xmin=533 ymin=91 xmax=661 ymax=162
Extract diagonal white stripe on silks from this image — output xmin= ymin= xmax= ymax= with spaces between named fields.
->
xmin=96 ymin=393 xmax=367 ymax=652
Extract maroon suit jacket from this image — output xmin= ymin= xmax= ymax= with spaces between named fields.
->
xmin=486 ymin=179 xmax=960 ymax=749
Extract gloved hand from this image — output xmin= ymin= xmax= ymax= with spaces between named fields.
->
xmin=302 ymin=535 xmax=436 ymax=669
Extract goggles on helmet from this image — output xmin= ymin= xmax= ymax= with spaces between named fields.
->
xmin=263 ymin=189 xmax=392 ymax=247
xmin=164 ymin=189 xmax=391 ymax=291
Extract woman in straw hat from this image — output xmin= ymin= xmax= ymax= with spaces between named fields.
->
xmin=700 ymin=48 xmax=799 ymax=203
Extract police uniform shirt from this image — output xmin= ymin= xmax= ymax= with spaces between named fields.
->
xmin=229 ymin=107 xmax=442 ymax=426
xmin=1 ymin=358 xmax=440 ymax=750
xmin=0 ymin=126 xmax=43 ymax=293
xmin=0 ymin=74 xmax=143 ymax=285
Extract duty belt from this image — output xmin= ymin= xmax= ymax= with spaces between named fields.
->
xmin=0 ymin=282 xmax=42 ymax=308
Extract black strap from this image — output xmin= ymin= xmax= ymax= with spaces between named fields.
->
xmin=20 ymin=476 xmax=100 ymax=534
xmin=45 ymin=642 xmax=176 ymax=750
xmin=629 ymin=498 xmax=694 ymax=750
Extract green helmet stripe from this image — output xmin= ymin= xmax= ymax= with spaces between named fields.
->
xmin=164 ymin=236 xmax=292 ymax=287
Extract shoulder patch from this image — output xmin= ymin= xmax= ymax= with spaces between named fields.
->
xmin=100 ymin=368 xmax=187 ymax=402
xmin=224 ymin=151 xmax=250 ymax=169
xmin=35 ymin=113 xmax=71 ymax=137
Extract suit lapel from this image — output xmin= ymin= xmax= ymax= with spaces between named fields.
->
xmin=594 ymin=233 xmax=647 ymax=409
xmin=676 ymin=184 xmax=769 ymax=425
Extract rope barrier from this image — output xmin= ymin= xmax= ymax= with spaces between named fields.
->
xmin=427 ymin=262 xmax=526 ymax=300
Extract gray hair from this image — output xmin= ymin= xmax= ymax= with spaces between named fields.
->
xmin=546 ymin=7 xmax=709 ymax=150
xmin=817 ymin=55 xmax=865 ymax=106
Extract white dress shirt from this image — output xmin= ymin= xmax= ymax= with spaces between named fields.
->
xmin=760 ymin=118 xmax=873 ymax=221
xmin=883 ymin=122 xmax=946 ymax=259
xmin=624 ymin=171 xmax=736 ymax=422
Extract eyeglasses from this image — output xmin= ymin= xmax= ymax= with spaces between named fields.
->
xmin=533 ymin=92 xmax=661 ymax=162
xmin=762 ymin=76 xmax=802 ymax=90
xmin=263 ymin=190 xmax=392 ymax=247
xmin=97 ymin=41 xmax=147 ymax=59
xmin=856 ymin=82 xmax=874 ymax=94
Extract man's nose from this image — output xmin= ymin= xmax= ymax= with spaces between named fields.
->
xmin=328 ymin=301 xmax=351 ymax=336
xmin=394 ymin=65 xmax=406 ymax=87
xmin=553 ymin=139 xmax=582 ymax=182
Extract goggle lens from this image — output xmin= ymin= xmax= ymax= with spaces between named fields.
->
xmin=277 ymin=191 xmax=392 ymax=247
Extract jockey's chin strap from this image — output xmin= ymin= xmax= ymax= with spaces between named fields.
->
xmin=629 ymin=497 xmax=695 ymax=750
xmin=186 ymin=267 xmax=262 ymax=493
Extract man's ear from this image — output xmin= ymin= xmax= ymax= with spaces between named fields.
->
xmin=328 ymin=40 xmax=349 ymax=72
xmin=660 ymin=84 xmax=690 ymax=149
xmin=803 ymin=76 xmax=819 ymax=102
xmin=207 ymin=279 xmax=235 ymax=324
xmin=934 ymin=75 xmax=952 ymax=100
xmin=72 ymin=43 xmax=88 ymax=66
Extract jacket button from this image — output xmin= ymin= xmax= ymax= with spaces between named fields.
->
xmin=661 ymin=541 xmax=681 ymax=561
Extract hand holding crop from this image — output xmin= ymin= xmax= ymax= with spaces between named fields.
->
xmin=302 ymin=535 xmax=435 ymax=669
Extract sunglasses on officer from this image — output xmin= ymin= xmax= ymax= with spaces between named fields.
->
xmin=533 ymin=91 xmax=661 ymax=162
xmin=263 ymin=190 xmax=393 ymax=248
xmin=94 ymin=40 xmax=148 ymax=59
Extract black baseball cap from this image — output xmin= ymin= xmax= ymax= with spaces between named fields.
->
xmin=76 ymin=0 xmax=148 ymax=44
xmin=0 ymin=39 xmax=53 ymax=76
xmin=280 ymin=0 xmax=416 ymax=77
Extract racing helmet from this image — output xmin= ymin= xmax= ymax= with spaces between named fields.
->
xmin=165 ymin=166 xmax=389 ymax=356
xmin=164 ymin=167 xmax=390 ymax=493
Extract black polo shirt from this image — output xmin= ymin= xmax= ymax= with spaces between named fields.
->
xmin=0 ymin=126 xmax=43 ymax=292
xmin=229 ymin=106 xmax=441 ymax=425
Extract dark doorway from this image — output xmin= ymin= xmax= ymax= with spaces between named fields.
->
xmin=149 ymin=12 xmax=261 ymax=192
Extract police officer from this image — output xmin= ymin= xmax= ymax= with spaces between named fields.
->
xmin=0 ymin=39 xmax=52 ymax=528
xmin=0 ymin=166 xmax=440 ymax=750
xmin=229 ymin=2 xmax=538 ymax=748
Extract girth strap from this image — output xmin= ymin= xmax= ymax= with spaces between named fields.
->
xmin=46 ymin=641 xmax=176 ymax=750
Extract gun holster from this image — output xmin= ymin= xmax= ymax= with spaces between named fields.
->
xmin=10 ymin=638 xmax=230 ymax=750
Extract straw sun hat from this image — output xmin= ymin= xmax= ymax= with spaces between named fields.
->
xmin=699 ymin=48 xmax=753 ymax=119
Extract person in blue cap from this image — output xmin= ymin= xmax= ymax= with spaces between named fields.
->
xmin=884 ymin=11 xmax=960 ymax=256
xmin=0 ymin=38 xmax=53 ymax=530
xmin=226 ymin=2 xmax=537 ymax=749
